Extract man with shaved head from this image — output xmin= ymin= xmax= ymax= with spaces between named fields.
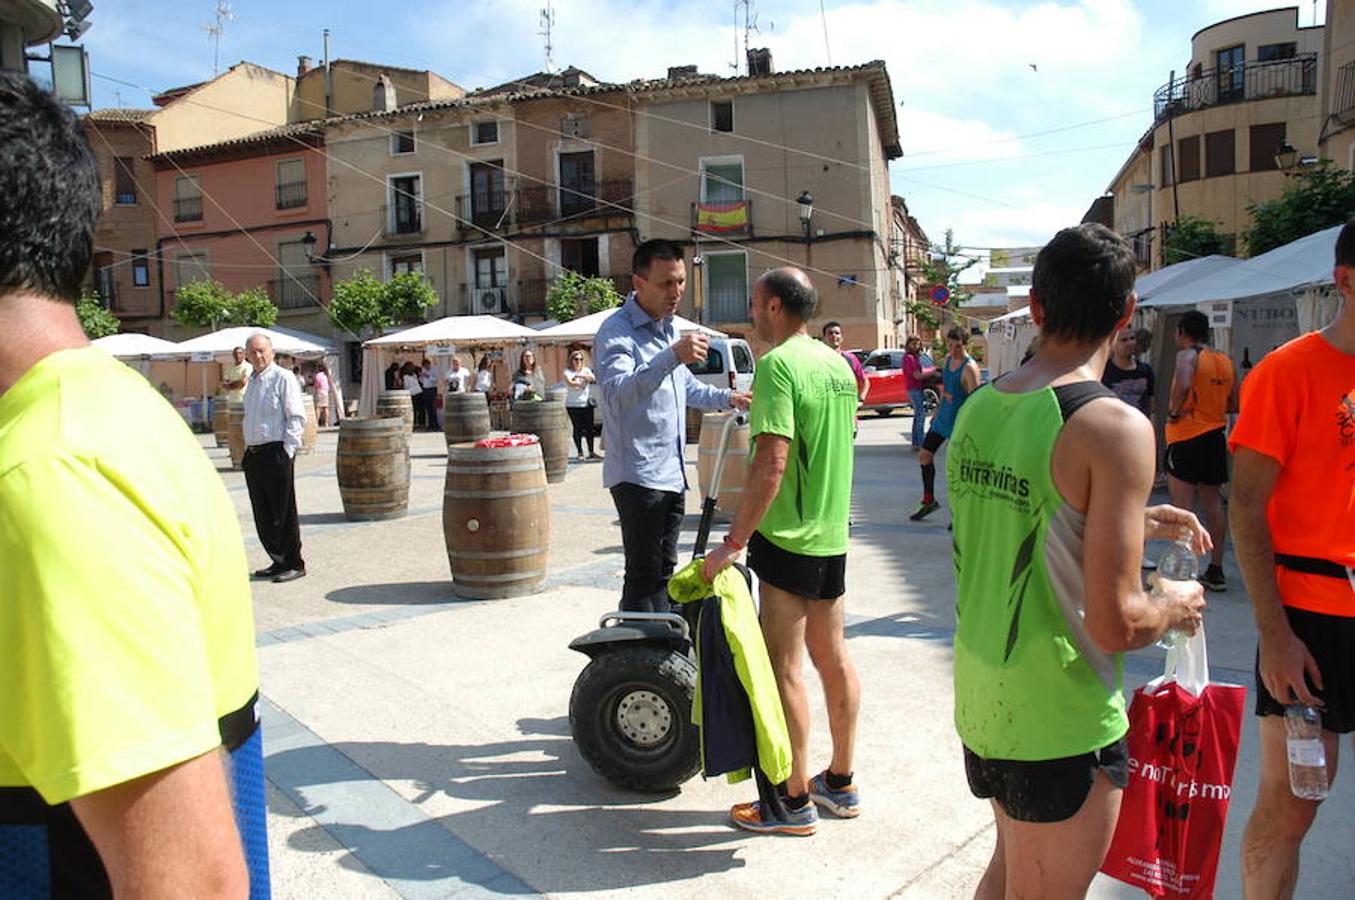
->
xmin=704 ymin=267 xmax=862 ymax=835
xmin=242 ymin=332 xmax=306 ymax=582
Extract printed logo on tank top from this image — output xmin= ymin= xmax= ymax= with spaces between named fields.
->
xmin=807 ymin=366 xmax=861 ymax=400
xmin=948 ymin=433 xmax=1035 ymax=513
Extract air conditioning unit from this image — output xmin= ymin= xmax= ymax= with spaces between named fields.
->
xmin=476 ymin=286 xmax=507 ymax=313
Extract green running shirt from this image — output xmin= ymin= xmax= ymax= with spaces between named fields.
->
xmin=750 ymin=334 xmax=858 ymax=557
xmin=947 ymin=382 xmax=1127 ymax=761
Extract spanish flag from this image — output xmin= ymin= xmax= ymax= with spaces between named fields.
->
xmin=696 ymin=201 xmax=750 ymax=233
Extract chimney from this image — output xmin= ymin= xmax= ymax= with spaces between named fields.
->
xmin=667 ymin=65 xmax=698 ymax=80
xmin=297 ymin=55 xmax=312 ymax=77
xmin=747 ymin=48 xmax=772 ymax=76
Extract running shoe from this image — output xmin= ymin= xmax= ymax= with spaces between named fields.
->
xmin=729 ymin=800 xmax=818 ymax=836
xmin=1200 ymin=565 xmax=1227 ymax=592
xmin=909 ymin=499 xmax=940 ymax=521
xmin=809 ymin=771 xmax=861 ymax=819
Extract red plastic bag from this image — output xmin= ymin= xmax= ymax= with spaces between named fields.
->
xmin=1101 ymin=627 xmax=1245 ymax=898
xmin=474 ymin=433 xmax=539 ymax=448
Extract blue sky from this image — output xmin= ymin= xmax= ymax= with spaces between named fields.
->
xmin=79 ymin=1 xmax=1325 ymax=256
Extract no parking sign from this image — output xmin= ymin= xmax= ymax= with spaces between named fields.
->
xmin=929 ymin=284 xmax=950 ymax=306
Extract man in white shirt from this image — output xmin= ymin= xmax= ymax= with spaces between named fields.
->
xmin=221 ymin=346 xmax=250 ymax=402
xmin=242 ymin=333 xmax=306 ymax=582
xmin=446 ymin=356 xmax=471 ymax=393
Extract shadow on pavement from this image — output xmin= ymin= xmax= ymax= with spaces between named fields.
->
xmin=271 ymin=718 xmax=747 ymax=891
xmin=325 ymin=580 xmax=478 ymax=606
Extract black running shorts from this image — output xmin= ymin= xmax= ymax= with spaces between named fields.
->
xmin=963 ymin=738 xmax=1130 ymax=823
xmin=1254 ymin=605 xmax=1355 ymax=733
xmin=748 ymin=531 xmax=846 ymax=601
xmin=1165 ymin=428 xmax=1229 ymax=485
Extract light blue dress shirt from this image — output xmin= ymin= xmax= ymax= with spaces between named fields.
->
xmin=595 ymin=295 xmax=732 ymax=492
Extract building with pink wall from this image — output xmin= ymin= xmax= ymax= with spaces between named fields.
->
xmin=151 ymin=122 xmax=332 ymax=337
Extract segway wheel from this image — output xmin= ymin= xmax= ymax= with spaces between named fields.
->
xmin=569 ymin=645 xmax=701 ymax=792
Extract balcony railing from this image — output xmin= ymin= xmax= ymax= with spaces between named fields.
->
xmin=1336 ymin=60 xmax=1355 ymax=118
xmin=275 ymin=180 xmax=308 ymax=210
xmin=516 ymin=274 xmax=631 ymax=315
xmin=269 ymin=274 xmax=320 ymax=311
xmin=382 ymin=203 xmax=423 ymax=237
xmin=1153 ymin=54 xmax=1317 ymax=125
xmin=516 ymin=179 xmax=635 ymax=225
xmin=174 ymin=195 xmax=203 ymax=222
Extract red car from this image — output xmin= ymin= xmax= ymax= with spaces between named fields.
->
xmin=860 ymin=349 xmax=938 ymax=417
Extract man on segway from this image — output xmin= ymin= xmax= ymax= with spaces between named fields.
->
xmin=594 ymin=239 xmax=751 ymax=612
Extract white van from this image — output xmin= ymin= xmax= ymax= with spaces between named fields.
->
xmin=687 ymin=337 xmax=755 ymax=393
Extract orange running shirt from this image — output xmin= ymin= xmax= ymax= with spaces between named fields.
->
xmin=1166 ymin=346 xmax=1235 ymax=444
xmin=1228 ymin=332 xmax=1355 ymax=616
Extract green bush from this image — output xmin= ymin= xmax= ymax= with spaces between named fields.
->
xmin=76 ymin=290 xmax=120 ymax=338
xmin=1244 ymin=167 xmax=1355 ymax=257
xmin=330 ymin=268 xmax=437 ymax=336
xmin=1163 ymin=215 xmax=1230 ymax=266
xmin=546 ymin=271 xmax=623 ymax=322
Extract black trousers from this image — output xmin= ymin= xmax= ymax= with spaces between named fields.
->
xmin=566 ymin=405 xmax=596 ymax=454
xmin=421 ymin=387 xmax=438 ymax=431
xmin=610 ymin=482 xmax=685 ymax=613
xmin=243 ymin=442 xmax=304 ymax=570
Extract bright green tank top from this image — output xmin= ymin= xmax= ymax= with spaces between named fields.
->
xmin=947 ymin=382 xmax=1127 ymax=761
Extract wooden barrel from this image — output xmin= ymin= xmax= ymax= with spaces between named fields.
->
xmin=696 ymin=412 xmax=750 ymax=518
xmin=443 ymin=391 xmax=491 ymax=445
xmin=510 ymin=398 xmax=570 ymax=483
xmin=300 ymin=394 xmax=317 ymax=455
xmin=226 ymin=401 xmax=247 ymax=469
xmin=443 ymin=441 xmax=550 ymax=599
xmin=376 ymin=390 xmax=414 ymax=434
xmin=336 ymin=417 xmax=410 ymax=521
xmin=212 ymin=394 xmax=231 ymax=447
xmin=685 ymin=406 xmax=704 ymax=444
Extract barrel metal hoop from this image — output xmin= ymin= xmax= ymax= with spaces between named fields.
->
xmin=443 ymin=487 xmax=546 ymax=499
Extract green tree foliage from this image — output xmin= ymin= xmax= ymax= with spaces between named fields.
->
xmin=1162 ymin=215 xmax=1231 ymax=266
xmin=227 ymin=286 xmax=278 ymax=327
xmin=906 ymin=229 xmax=976 ymax=346
xmin=75 ymin=290 xmax=120 ymax=338
xmin=329 ymin=268 xmax=438 ymax=336
xmin=170 ymin=279 xmax=232 ymax=330
xmin=545 ymin=271 xmax=623 ymax=322
xmin=170 ymin=279 xmax=277 ymax=329
xmin=1244 ymin=167 xmax=1355 ymax=257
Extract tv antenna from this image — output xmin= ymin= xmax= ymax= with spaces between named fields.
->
xmin=539 ymin=0 xmax=556 ymax=74
xmin=731 ymin=0 xmax=761 ymax=74
xmin=203 ymin=1 xmax=234 ymax=76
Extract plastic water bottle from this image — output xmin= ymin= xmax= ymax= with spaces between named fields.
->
xmin=1153 ymin=537 xmax=1198 ymax=650
xmin=1285 ymin=705 xmax=1330 ymax=801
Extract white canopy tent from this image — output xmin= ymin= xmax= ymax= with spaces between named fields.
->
xmin=532 ymin=309 xmax=728 ymax=343
xmin=168 ymin=325 xmax=342 ymax=419
xmin=360 ymin=316 xmax=542 ymax=416
xmin=91 ymin=333 xmax=182 ymax=378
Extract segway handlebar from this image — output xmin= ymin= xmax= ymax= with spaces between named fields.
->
xmin=597 ymin=610 xmax=690 ymax=642
xmin=693 ymin=411 xmax=748 ymax=558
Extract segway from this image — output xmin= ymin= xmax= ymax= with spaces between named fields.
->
xmin=568 ymin=412 xmax=746 ymax=792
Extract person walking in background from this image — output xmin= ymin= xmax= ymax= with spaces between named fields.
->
xmin=401 ymin=362 xmax=424 ymax=430
xmin=1232 ymin=220 xmax=1355 ymax=897
xmin=243 ymin=333 xmax=306 ymax=583
xmin=0 ymin=71 xmax=268 ymax=896
xmin=419 ymin=358 xmax=438 ymax=431
xmin=901 ymin=335 xmax=930 ymax=448
xmin=312 ymin=362 xmax=331 ymax=427
xmin=704 ymin=268 xmax=862 ymax=837
xmin=822 ymin=320 xmax=866 ymax=401
xmin=596 ymin=239 xmax=750 ymax=613
xmin=1101 ymin=325 xmax=1155 ymax=418
xmin=910 ymin=326 xmax=981 ymax=521
xmin=512 ymin=348 xmax=545 ymax=401
xmin=222 ymin=345 xmax=250 ymax=402
xmin=563 ymin=349 xmax=600 ymax=460
xmin=446 ymin=356 xmax=471 ymax=393
xmin=1165 ymin=309 xmax=1237 ymax=592
xmin=949 ymin=224 xmax=1207 ymax=899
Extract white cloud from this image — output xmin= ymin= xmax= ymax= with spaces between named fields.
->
xmin=896 ymin=108 xmax=1025 ymax=163
xmin=948 ymin=201 xmax=1090 ymax=250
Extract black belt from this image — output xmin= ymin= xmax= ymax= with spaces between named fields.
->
xmin=1276 ymin=553 xmax=1353 ymax=581
xmin=220 ymin=690 xmax=261 ymax=752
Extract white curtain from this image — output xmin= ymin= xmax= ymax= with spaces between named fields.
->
xmin=359 ymin=347 xmax=385 ymax=417
xmin=1297 ymin=287 xmax=1342 ymax=333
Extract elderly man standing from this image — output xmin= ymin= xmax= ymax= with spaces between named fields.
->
xmin=595 ymin=239 xmax=751 ymax=613
xmin=243 ymin=333 xmax=306 ymax=582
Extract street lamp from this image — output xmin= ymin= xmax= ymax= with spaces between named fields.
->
xmin=1273 ymin=141 xmax=1298 ymax=172
xmin=796 ymin=190 xmax=814 ymax=241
